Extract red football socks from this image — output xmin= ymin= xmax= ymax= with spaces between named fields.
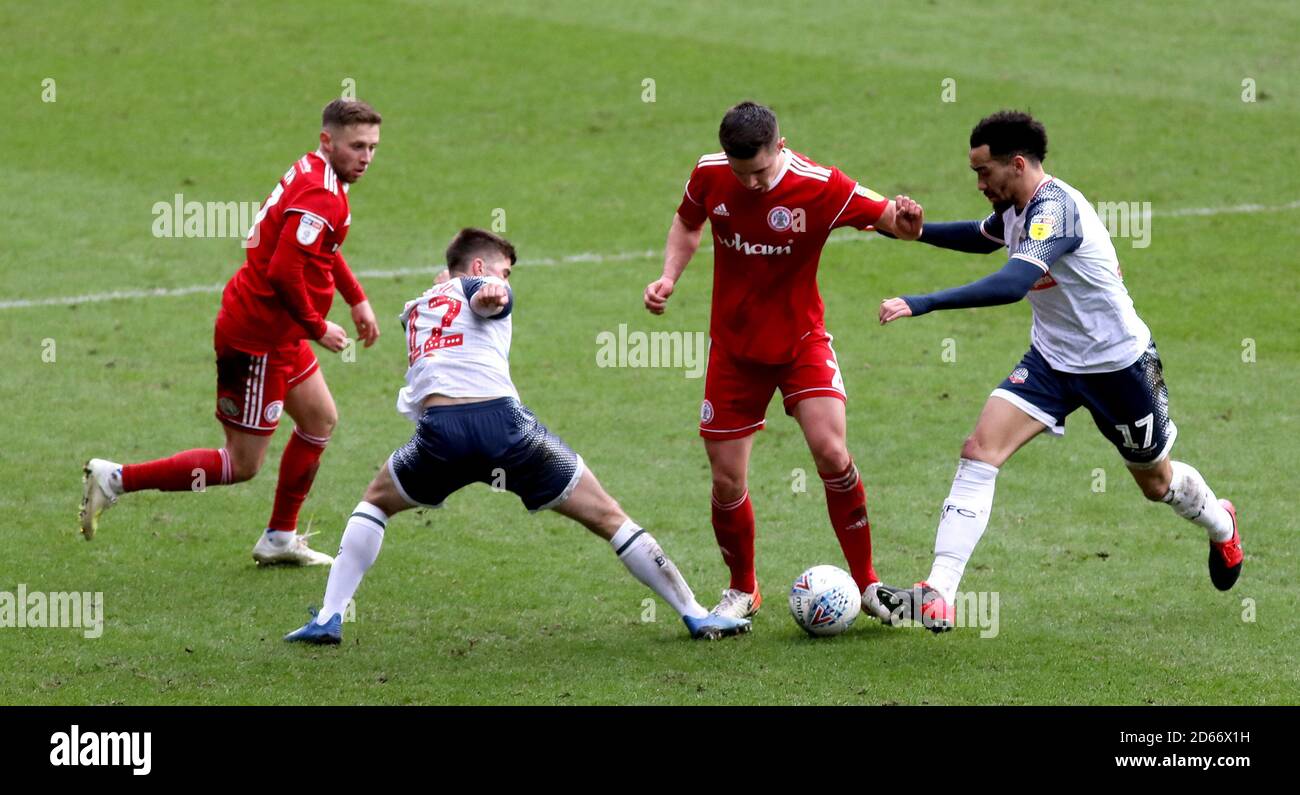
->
xmin=121 ymin=448 xmax=230 ymax=492
xmin=821 ymin=460 xmax=878 ymax=590
xmin=711 ymin=489 xmax=757 ymax=593
xmin=267 ymin=427 xmax=330 ymax=532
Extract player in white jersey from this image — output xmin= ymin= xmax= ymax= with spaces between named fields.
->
xmin=285 ymin=229 xmax=751 ymax=643
xmin=874 ymin=111 xmax=1242 ymax=630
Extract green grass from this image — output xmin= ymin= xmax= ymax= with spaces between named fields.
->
xmin=1 ymin=0 xmax=1296 ymax=705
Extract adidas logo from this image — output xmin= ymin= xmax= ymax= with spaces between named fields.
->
xmin=712 ymin=203 xmax=729 ymax=217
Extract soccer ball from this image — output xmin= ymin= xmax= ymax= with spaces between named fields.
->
xmin=788 ymin=565 xmax=861 ymax=637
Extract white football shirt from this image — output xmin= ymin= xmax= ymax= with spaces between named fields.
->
xmin=396 ymin=275 xmax=517 ymax=420
xmin=981 ymin=175 xmax=1151 ymax=373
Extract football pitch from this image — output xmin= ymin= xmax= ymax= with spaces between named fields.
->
xmin=2 ymin=1 xmax=1296 ymax=705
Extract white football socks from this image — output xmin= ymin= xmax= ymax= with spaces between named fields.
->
xmin=610 ymin=520 xmax=709 ymax=619
xmin=922 ymin=458 xmax=1232 ymax=605
xmin=317 ymin=501 xmax=387 ymax=624
xmin=1162 ymin=461 xmax=1233 ymax=542
xmin=927 ymin=458 xmax=999 ymax=603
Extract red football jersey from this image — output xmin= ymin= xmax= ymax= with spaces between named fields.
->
xmin=216 ymin=150 xmax=366 ymax=352
xmin=676 ymin=148 xmax=888 ymax=364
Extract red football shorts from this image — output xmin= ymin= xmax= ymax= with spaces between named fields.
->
xmin=699 ymin=330 xmax=846 ymax=440
xmin=213 ymin=326 xmax=319 ymax=436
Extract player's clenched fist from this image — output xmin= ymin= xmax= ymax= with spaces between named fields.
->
xmin=318 ymin=320 xmax=351 ymax=351
xmin=878 ymin=297 xmax=914 ymax=325
xmin=644 ymin=276 xmax=675 ymax=314
xmin=892 ymin=195 xmax=924 ymax=240
xmin=473 ymin=282 xmax=510 ymax=314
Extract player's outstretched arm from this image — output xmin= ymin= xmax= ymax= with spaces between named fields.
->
xmin=644 ymin=213 xmax=704 ymax=315
xmin=878 ymin=258 xmax=1043 ymax=324
xmin=913 ymin=220 xmax=1005 ymax=254
xmin=877 ymin=201 xmax=1004 ymax=254
xmin=878 ymin=218 xmax=1002 ymax=254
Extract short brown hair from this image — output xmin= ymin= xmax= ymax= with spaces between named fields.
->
xmin=445 ymin=228 xmax=517 ymax=274
xmin=322 ymin=98 xmax=382 ymax=129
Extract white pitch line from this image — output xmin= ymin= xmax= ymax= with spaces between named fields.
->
xmin=0 ymin=249 xmax=660 ymax=310
xmin=2 ymin=199 xmax=1296 ymax=311
xmin=1156 ymin=199 xmax=1300 ymax=217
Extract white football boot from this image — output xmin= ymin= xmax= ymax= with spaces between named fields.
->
xmin=712 ymin=586 xmax=762 ymax=619
xmin=252 ymin=530 xmax=334 ymax=566
xmin=79 ymin=458 xmax=123 ymax=540
xmin=861 ymin=581 xmax=897 ymax=624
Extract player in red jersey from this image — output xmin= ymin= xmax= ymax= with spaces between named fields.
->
xmin=79 ymin=99 xmax=383 ymax=566
xmin=643 ymin=101 xmax=924 ymax=623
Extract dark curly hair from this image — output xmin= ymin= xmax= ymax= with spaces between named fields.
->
xmin=970 ymin=110 xmax=1048 ymax=163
